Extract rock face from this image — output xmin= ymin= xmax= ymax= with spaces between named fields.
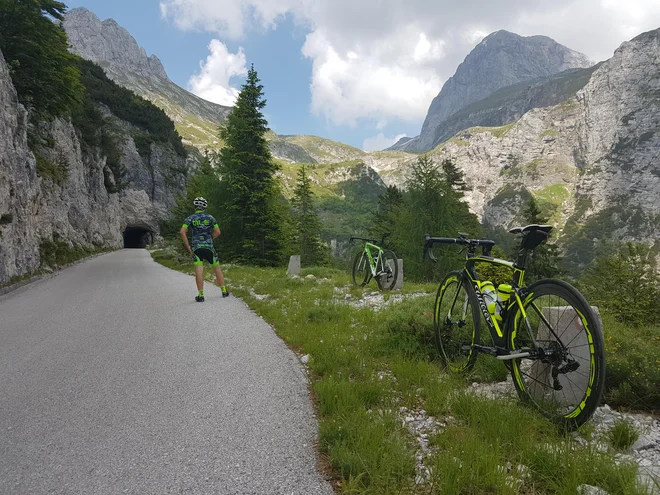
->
xmin=63 ymin=8 xmax=231 ymax=149
xmin=392 ymin=30 xmax=593 ymax=153
xmin=372 ymin=28 xmax=660 ymax=267
xmin=0 ymin=50 xmax=190 ymax=286
xmin=64 ymin=7 xmax=167 ymax=80
xmin=0 ymin=50 xmax=41 ymax=281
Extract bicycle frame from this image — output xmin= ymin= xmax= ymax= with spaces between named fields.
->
xmin=362 ymin=242 xmax=385 ymax=277
xmin=460 ymin=253 xmax=525 ymax=348
xmin=458 ymin=252 xmax=572 ymax=357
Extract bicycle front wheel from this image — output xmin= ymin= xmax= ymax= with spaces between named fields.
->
xmin=352 ymin=252 xmax=371 ymax=287
xmin=376 ymin=250 xmax=399 ymax=291
xmin=507 ymin=279 xmax=606 ymax=429
xmin=434 ymin=271 xmax=481 ymax=373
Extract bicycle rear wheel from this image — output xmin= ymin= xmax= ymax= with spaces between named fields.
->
xmin=434 ymin=272 xmax=481 ymax=373
xmin=352 ymin=252 xmax=371 ymax=287
xmin=507 ymin=279 xmax=606 ymax=430
xmin=376 ymin=250 xmax=398 ymax=291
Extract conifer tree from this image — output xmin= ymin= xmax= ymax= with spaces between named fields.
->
xmin=0 ymin=0 xmax=84 ymax=117
xmin=391 ymin=154 xmax=481 ymax=280
xmin=291 ymin=164 xmax=328 ymax=267
xmin=371 ymin=185 xmax=404 ymax=240
xmin=441 ymin=158 xmax=470 ymax=192
xmin=519 ymin=196 xmax=562 ymax=282
xmin=218 ymin=64 xmax=285 ymax=265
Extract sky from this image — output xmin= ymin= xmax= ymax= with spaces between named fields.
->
xmin=65 ymin=0 xmax=660 ymax=151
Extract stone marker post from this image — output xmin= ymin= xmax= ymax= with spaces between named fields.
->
xmin=394 ymin=259 xmax=403 ymax=290
xmin=287 ymin=255 xmax=301 ymax=276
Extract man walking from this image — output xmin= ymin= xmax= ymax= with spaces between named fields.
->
xmin=180 ymin=197 xmax=229 ymax=302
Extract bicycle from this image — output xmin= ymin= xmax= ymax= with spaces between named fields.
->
xmin=349 ymin=233 xmax=399 ymax=291
xmin=423 ymin=224 xmax=606 ymax=429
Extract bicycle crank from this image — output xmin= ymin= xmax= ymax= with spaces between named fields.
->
xmin=461 ymin=345 xmax=532 ymax=360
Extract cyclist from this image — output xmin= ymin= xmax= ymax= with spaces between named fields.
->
xmin=180 ymin=197 xmax=229 ymax=302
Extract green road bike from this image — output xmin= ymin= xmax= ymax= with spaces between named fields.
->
xmin=350 ymin=233 xmax=399 ymax=291
xmin=424 ymin=225 xmax=606 ymax=429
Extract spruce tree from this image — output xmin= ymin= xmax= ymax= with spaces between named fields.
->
xmin=292 ymin=164 xmax=327 ymax=267
xmin=371 ymin=185 xmax=403 ymax=240
xmin=519 ymin=197 xmax=562 ymax=282
xmin=218 ymin=64 xmax=285 ymax=265
xmin=441 ymin=158 xmax=470 ymax=192
xmin=391 ymin=154 xmax=481 ymax=280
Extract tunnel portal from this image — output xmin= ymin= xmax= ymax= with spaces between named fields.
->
xmin=123 ymin=227 xmax=154 ymax=249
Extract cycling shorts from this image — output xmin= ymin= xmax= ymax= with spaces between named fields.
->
xmin=192 ymin=247 xmax=219 ymax=267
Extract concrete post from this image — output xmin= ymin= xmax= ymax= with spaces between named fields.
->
xmin=394 ymin=259 xmax=403 ymax=290
xmin=287 ymin=255 xmax=301 ymax=276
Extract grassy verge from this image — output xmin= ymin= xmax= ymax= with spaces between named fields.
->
xmin=151 ymin=246 xmax=652 ymax=494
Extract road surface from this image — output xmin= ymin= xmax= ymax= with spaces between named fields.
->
xmin=0 ymin=250 xmax=333 ymax=494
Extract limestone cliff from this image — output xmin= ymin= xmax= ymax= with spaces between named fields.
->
xmin=371 ymin=28 xmax=660 ymax=267
xmin=0 ymin=50 xmax=191 ymax=285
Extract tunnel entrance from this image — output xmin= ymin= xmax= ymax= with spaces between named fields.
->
xmin=123 ymin=227 xmax=154 ymax=249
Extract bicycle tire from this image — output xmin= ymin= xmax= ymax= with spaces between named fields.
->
xmin=434 ymin=271 xmax=481 ymax=373
xmin=352 ymin=252 xmax=371 ymax=287
xmin=376 ymin=250 xmax=399 ymax=291
xmin=506 ymin=279 xmax=606 ymax=430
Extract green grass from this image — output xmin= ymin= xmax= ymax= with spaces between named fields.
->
xmin=150 ymin=246 xmax=651 ymax=494
xmin=39 ymin=237 xmax=112 ymax=269
xmin=608 ymin=420 xmax=640 ymax=451
xmin=541 ymin=129 xmax=560 ymax=138
xmin=469 ymin=123 xmax=516 ymax=138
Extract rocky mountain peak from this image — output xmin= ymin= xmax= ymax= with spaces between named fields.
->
xmin=63 ymin=7 xmax=168 ymax=80
xmin=391 ymin=30 xmax=593 ymax=152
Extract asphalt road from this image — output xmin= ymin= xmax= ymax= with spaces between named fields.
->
xmin=0 ymin=250 xmax=333 ymax=495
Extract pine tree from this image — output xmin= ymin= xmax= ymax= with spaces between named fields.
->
xmin=519 ymin=197 xmax=562 ymax=282
xmin=292 ymin=164 xmax=328 ymax=267
xmin=441 ymin=158 xmax=470 ymax=192
xmin=218 ymin=64 xmax=285 ymax=265
xmin=371 ymin=185 xmax=404 ymax=240
xmin=0 ymin=0 xmax=84 ymax=118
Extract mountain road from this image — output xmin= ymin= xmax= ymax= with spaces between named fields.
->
xmin=0 ymin=250 xmax=333 ymax=494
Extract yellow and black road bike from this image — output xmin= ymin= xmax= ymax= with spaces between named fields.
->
xmin=424 ymin=225 xmax=606 ymax=429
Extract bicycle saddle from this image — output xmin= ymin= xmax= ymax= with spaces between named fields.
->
xmin=508 ymin=224 xmax=553 ymax=235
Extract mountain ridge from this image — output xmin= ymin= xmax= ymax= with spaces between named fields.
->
xmin=390 ymin=30 xmax=593 ymax=152
xmin=63 ymin=7 xmax=232 ymax=148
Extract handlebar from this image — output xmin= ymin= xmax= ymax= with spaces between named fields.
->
xmin=423 ymin=234 xmax=495 ymax=262
xmin=349 ymin=233 xmax=391 ymax=246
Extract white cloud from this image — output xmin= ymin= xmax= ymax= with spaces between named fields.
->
xmin=362 ymin=133 xmax=407 ymax=152
xmin=162 ymin=0 xmax=660 ymax=124
xmin=302 ymin=29 xmax=442 ymax=126
xmin=188 ymin=39 xmax=248 ymax=106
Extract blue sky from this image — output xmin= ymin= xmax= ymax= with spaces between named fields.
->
xmin=64 ymin=0 xmax=660 ymax=151
xmin=65 ymin=0 xmax=422 ymax=150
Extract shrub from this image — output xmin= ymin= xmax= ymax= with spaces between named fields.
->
xmin=602 ymin=316 xmax=660 ymax=411
xmin=35 ymin=152 xmax=68 ymax=185
xmin=579 ymin=242 xmax=659 ymax=326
